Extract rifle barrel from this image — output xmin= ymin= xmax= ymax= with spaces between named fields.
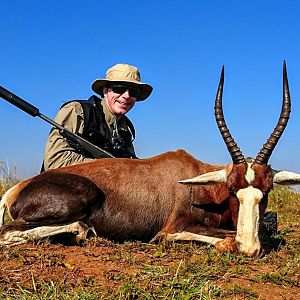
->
xmin=0 ymin=86 xmax=39 ymax=117
xmin=0 ymin=86 xmax=115 ymax=159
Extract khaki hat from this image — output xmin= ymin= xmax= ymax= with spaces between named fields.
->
xmin=92 ymin=63 xmax=153 ymax=101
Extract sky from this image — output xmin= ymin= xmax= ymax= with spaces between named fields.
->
xmin=1 ymin=0 xmax=300 ymax=178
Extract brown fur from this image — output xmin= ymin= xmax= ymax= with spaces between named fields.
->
xmin=1 ymin=150 xmax=277 ymax=245
xmin=1 ymin=150 xmax=237 ymax=242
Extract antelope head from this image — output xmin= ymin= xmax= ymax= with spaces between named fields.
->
xmin=180 ymin=62 xmax=300 ymax=256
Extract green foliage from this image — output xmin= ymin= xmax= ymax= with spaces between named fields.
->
xmin=269 ymin=185 xmax=300 ymax=225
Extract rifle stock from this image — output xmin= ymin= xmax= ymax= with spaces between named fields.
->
xmin=0 ymin=86 xmax=115 ymax=159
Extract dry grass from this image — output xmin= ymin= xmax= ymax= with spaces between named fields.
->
xmin=0 ymin=161 xmax=18 ymax=197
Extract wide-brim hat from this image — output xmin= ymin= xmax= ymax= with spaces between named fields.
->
xmin=92 ymin=63 xmax=153 ymax=101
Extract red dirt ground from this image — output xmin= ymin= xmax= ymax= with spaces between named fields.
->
xmin=1 ymin=234 xmax=299 ymax=299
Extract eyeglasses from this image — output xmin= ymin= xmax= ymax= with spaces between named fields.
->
xmin=111 ymin=84 xmax=140 ymax=98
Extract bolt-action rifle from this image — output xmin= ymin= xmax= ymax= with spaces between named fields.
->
xmin=0 ymin=86 xmax=115 ymax=159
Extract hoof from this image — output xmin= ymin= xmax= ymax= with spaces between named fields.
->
xmin=150 ymin=231 xmax=168 ymax=243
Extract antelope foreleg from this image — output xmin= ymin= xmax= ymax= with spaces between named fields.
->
xmin=151 ymin=231 xmax=223 ymax=245
xmin=151 ymin=231 xmax=238 ymax=253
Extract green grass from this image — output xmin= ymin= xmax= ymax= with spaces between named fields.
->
xmin=0 ymin=166 xmax=299 ymax=299
xmin=268 ymin=185 xmax=300 ymax=226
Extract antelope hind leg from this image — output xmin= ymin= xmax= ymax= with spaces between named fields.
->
xmin=0 ymin=221 xmax=91 ymax=247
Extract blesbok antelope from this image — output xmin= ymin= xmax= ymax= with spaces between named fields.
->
xmin=0 ymin=63 xmax=299 ymax=256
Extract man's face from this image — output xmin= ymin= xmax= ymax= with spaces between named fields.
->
xmin=104 ymin=83 xmax=139 ymax=115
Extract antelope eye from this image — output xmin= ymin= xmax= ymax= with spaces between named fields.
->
xmin=229 ymin=188 xmax=238 ymax=195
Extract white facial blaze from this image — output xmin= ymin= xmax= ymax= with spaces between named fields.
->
xmin=245 ymin=162 xmax=255 ymax=184
xmin=235 ymin=186 xmax=263 ymax=256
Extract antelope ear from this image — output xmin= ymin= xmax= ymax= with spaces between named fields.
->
xmin=272 ymin=170 xmax=300 ymax=185
xmin=179 ymin=169 xmax=228 ymax=185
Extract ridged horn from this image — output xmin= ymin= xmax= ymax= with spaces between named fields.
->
xmin=215 ymin=66 xmax=245 ymax=164
xmin=255 ymin=61 xmax=291 ymax=165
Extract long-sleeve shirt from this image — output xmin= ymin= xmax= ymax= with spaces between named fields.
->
xmin=43 ymin=99 xmax=136 ymax=170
